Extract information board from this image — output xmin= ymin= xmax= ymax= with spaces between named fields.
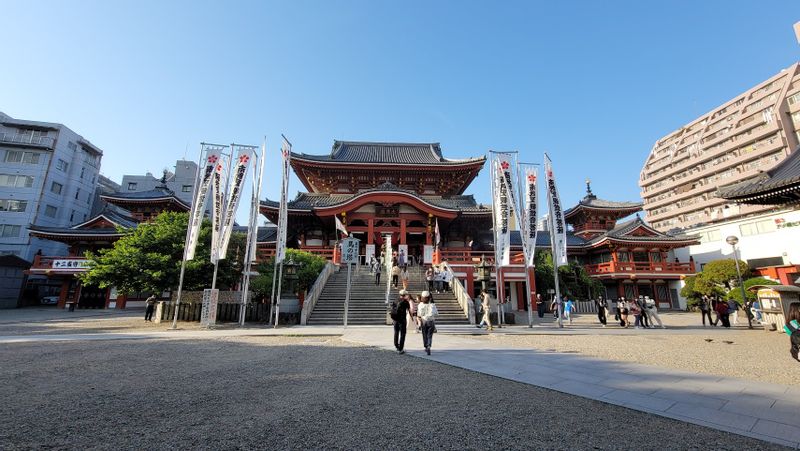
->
xmin=341 ymin=237 xmax=360 ymax=264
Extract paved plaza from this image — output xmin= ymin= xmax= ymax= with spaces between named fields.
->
xmin=0 ymin=308 xmax=798 ymax=449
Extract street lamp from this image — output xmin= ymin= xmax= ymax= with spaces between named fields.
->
xmin=283 ymin=257 xmax=299 ymax=295
xmin=726 ymin=235 xmax=753 ymax=329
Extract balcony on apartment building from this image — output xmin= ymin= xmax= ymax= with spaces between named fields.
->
xmin=0 ymin=132 xmax=55 ymax=149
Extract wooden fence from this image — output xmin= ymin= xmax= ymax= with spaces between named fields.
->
xmin=159 ymin=302 xmax=271 ymax=323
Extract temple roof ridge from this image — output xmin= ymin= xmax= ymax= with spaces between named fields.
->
xmin=291 ymin=140 xmax=486 ymax=166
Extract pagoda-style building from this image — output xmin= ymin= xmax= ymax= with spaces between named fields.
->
xmin=27 ymin=184 xmax=190 ymax=309
xmin=261 ymin=141 xmax=493 ymax=262
xmin=566 ymin=183 xmax=698 ymax=308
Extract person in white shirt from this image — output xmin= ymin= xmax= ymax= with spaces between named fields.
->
xmin=418 ymin=291 xmax=438 ymax=355
xmin=442 ymin=270 xmax=453 ymax=292
xmin=644 ymin=296 xmax=665 ymax=328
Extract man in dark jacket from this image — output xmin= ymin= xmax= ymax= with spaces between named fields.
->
xmin=391 ymin=290 xmax=412 ymax=354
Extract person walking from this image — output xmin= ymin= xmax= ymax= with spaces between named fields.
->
xmin=637 ymin=296 xmax=651 ymax=328
xmin=400 ymin=266 xmax=410 ymax=290
xmin=442 ymin=269 xmax=453 ymax=293
xmin=783 ymin=302 xmax=800 ymax=361
xmin=644 ymin=296 xmax=664 ymax=328
xmin=699 ymin=296 xmax=713 ymax=326
xmin=715 ymin=297 xmax=731 ymax=328
xmin=563 ymin=296 xmax=575 ymax=325
xmin=391 ymin=290 xmax=412 ymax=354
xmin=144 ymin=294 xmax=157 ymax=322
xmin=425 ymin=266 xmax=435 ymax=292
xmin=630 ymin=296 xmax=643 ymax=329
xmin=728 ymin=298 xmax=740 ymax=325
xmin=391 ymin=264 xmax=400 ymax=288
xmin=617 ymin=297 xmax=629 ymax=328
xmin=398 ymin=249 xmax=407 ymax=268
xmin=476 ymin=289 xmax=493 ymax=330
xmin=536 ymin=293 xmax=545 ymax=318
xmin=711 ymin=297 xmax=723 ymax=326
xmin=374 ymin=261 xmax=382 ymax=286
xmin=418 ymin=291 xmax=438 ymax=355
xmin=595 ymin=295 xmax=608 ymax=327
xmin=434 ymin=268 xmax=445 ymax=293
xmin=551 ymin=295 xmax=563 ymax=322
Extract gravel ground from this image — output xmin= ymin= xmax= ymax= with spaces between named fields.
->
xmin=0 ymin=316 xmax=210 ymax=336
xmin=489 ymin=323 xmax=798 ymax=387
xmin=0 ymin=337 xmax=788 ymax=450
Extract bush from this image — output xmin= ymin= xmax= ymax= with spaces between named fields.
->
xmin=250 ymin=249 xmax=327 ymax=301
xmin=726 ymin=277 xmax=778 ymax=304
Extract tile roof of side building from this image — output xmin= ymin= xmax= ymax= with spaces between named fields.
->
xmin=291 ymin=140 xmax=486 ymax=165
xmin=718 ymin=144 xmax=800 ymax=201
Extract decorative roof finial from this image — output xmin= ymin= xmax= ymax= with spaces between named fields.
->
xmin=159 ymin=169 xmax=169 ymax=187
xmin=585 ymin=178 xmax=593 ymax=196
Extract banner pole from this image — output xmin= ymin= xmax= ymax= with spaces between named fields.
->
xmin=171 ymin=143 xmax=206 ymax=330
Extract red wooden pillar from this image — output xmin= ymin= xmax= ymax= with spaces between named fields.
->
xmin=400 ymin=219 xmax=407 ymax=244
xmin=368 ymin=219 xmax=374 ymax=244
xmin=516 ymin=282 xmax=525 ymax=310
xmin=57 ymin=279 xmax=69 ymax=309
xmin=466 ymin=269 xmax=475 ymax=296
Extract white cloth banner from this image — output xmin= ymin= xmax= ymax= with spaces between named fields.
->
xmin=217 ymin=147 xmax=254 ymax=260
xmin=544 ymin=154 xmax=568 ymax=267
xmin=523 ymin=166 xmax=538 ymax=267
xmin=276 ymin=137 xmax=292 ymax=263
xmin=492 ymin=155 xmax=512 ymax=266
xmin=187 ymin=149 xmax=221 ymax=260
xmin=210 ymin=157 xmax=227 ymax=263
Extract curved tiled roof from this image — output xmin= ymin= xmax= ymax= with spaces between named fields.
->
xmin=586 ymin=217 xmax=697 ymax=245
xmin=564 ymin=194 xmax=642 ymax=218
xmin=719 ymin=144 xmax=800 ymax=202
xmin=261 ymin=182 xmax=491 ymax=213
xmin=291 ymin=140 xmax=486 ymax=165
xmin=101 ymin=185 xmax=190 ymax=210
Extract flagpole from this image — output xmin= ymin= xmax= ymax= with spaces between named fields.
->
xmin=171 ymin=143 xmax=206 ymax=330
xmin=239 ymin=139 xmax=266 ymax=326
xmin=489 ymin=150 xmax=519 ymax=327
xmin=544 ymin=153 xmax=564 ymax=329
xmin=488 ymin=153 xmax=502 ymax=327
xmin=518 ymin=162 xmax=534 ymax=328
xmin=211 ymin=147 xmax=233 ymax=291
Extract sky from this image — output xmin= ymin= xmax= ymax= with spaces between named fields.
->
xmin=2 ymin=1 xmax=799 ymax=225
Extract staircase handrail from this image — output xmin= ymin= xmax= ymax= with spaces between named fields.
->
xmin=441 ymin=261 xmax=475 ymax=324
xmin=301 ymin=262 xmax=336 ymax=325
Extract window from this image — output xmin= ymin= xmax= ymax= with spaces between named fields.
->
xmin=44 ymin=205 xmax=58 ymax=218
xmin=68 ymin=141 xmax=78 ymax=151
xmin=4 ymin=150 xmax=40 ymax=164
xmin=51 ymin=181 xmax=63 ymax=195
xmin=0 ymin=174 xmax=34 ymax=188
xmin=182 ymin=185 xmax=192 ymax=192
xmin=0 ymin=225 xmax=21 ymax=237
xmin=75 ymin=188 xmax=80 ymax=200
xmin=788 ymin=92 xmax=800 ymax=105
xmin=56 ymin=159 xmax=69 ymax=172
xmin=127 ymin=182 xmax=137 ymax=191
xmin=707 ymin=229 xmax=721 ymax=242
xmin=70 ymin=210 xmax=76 ymax=222
xmin=0 ymin=199 xmax=27 ymax=212
xmin=755 ymin=219 xmax=777 ymax=234
xmin=80 ymin=167 xmax=85 ymax=179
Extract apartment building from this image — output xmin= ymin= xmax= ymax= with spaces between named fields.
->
xmin=0 ymin=112 xmax=103 ymax=260
xmin=120 ymin=159 xmax=198 ymax=206
xmin=640 ymin=63 xmax=800 ymax=232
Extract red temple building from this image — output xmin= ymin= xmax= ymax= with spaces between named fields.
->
xmin=260 ymin=140 xmax=699 ymax=316
xmin=27 ymin=184 xmax=190 ymax=309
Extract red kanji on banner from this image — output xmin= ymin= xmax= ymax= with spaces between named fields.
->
xmin=239 ymin=154 xmax=250 ymax=164
xmin=501 ymin=161 xmax=510 ymax=170
xmin=208 ymin=154 xmax=218 ymax=164
xmin=528 ymin=174 xmax=536 ymax=182
xmin=547 ymin=170 xmax=553 ymax=178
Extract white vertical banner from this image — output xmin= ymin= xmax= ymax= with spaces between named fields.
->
xmin=522 ymin=165 xmax=538 ymax=267
xmin=187 ymin=146 xmax=224 ymax=260
xmin=217 ymin=145 xmax=256 ymax=259
xmin=544 ymin=153 xmax=568 ymax=267
xmin=491 ymin=154 xmax=513 ymax=266
xmin=210 ymin=155 xmax=227 ymax=263
xmin=276 ymin=136 xmax=292 ymax=263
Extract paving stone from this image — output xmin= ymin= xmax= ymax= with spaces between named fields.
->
xmin=601 ymin=389 xmax=676 ymax=412
xmin=751 ymin=420 xmax=800 ymax=446
xmin=666 ymin=402 xmax=758 ymax=431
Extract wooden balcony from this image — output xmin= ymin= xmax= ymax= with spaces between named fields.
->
xmin=29 ymin=255 xmax=90 ymax=275
xmin=585 ymin=261 xmax=695 ymax=277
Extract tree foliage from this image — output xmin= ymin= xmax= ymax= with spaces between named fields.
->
xmin=534 ymin=250 xmax=603 ymax=300
xmin=727 ymin=277 xmax=778 ymax=303
xmin=250 ymin=249 xmax=327 ymax=301
xmin=679 ymin=258 xmax=752 ymax=306
xmin=79 ymin=212 xmax=246 ymax=295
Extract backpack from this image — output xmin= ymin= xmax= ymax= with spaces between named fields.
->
xmin=390 ymin=300 xmax=400 ymax=321
xmin=785 ymin=320 xmax=800 ymax=362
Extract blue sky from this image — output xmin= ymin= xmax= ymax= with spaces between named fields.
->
xmin=2 ymin=1 xmax=799 ymax=224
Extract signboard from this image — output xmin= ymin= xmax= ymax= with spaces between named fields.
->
xmin=365 ymin=244 xmax=375 ymax=264
xmin=341 ymin=237 xmax=360 ymax=265
xmin=52 ymin=259 xmax=92 ymax=270
xmin=200 ymin=288 xmax=219 ymax=327
xmin=423 ymin=245 xmax=434 ymax=264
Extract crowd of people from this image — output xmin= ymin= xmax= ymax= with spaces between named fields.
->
xmin=391 ymin=289 xmax=438 ymax=355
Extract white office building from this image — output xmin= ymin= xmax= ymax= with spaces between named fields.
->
xmin=0 ymin=112 xmax=103 ymax=260
xmin=120 ymin=160 xmax=198 ymax=206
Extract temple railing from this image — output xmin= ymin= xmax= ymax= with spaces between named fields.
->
xmin=441 ymin=261 xmax=474 ymax=324
xmin=435 ymin=249 xmax=495 ymax=265
xmin=300 ymin=262 xmax=336 ymax=325
xmin=584 ymin=261 xmax=695 ymax=275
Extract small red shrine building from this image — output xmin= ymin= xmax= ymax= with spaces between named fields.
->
xmin=27 ymin=185 xmax=190 ymax=309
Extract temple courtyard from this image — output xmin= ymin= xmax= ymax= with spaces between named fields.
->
xmin=0 ymin=308 xmax=798 ymax=449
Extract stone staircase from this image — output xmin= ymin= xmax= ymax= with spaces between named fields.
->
xmin=307 ymin=265 xmax=469 ymax=326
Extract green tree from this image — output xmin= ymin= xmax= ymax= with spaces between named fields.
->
xmin=250 ymin=249 xmax=327 ymax=301
xmin=726 ymin=277 xmax=778 ymax=304
xmin=533 ymin=251 xmax=601 ymax=300
xmin=79 ymin=212 xmax=246 ymax=294
xmin=699 ymin=259 xmax=750 ymax=290
xmin=680 ymin=275 xmax=699 ymax=303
